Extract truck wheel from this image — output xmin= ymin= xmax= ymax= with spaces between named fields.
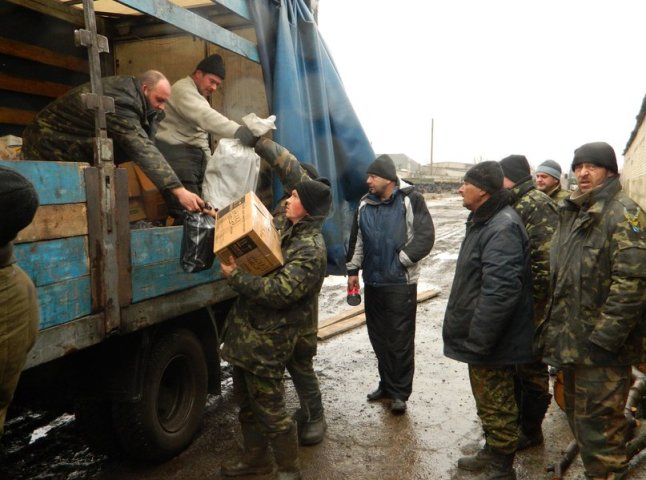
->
xmin=112 ymin=329 xmax=208 ymax=462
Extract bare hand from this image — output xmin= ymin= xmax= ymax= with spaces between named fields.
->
xmin=172 ymin=187 xmax=205 ymax=212
xmin=347 ymin=275 xmax=360 ymax=290
xmin=220 ymin=256 xmax=238 ymax=278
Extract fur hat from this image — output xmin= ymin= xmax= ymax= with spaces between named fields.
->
xmin=196 ymin=54 xmax=226 ymax=79
xmin=366 ymin=155 xmax=397 ymax=182
xmin=0 ymin=166 xmax=39 ymax=246
xmin=295 ymin=178 xmax=332 ymax=218
xmin=463 ymin=161 xmax=504 ymax=194
xmin=499 ymin=154 xmax=532 ymax=184
xmin=571 ymin=142 xmax=618 ymax=174
xmin=536 ymin=160 xmax=562 ymax=180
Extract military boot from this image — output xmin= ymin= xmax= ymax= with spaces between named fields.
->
xmin=270 ymin=425 xmax=301 ymax=480
xmin=221 ymin=422 xmax=273 ymax=477
xmin=473 ymin=452 xmax=516 ymax=480
xmin=299 ymin=414 xmax=327 ymax=446
xmin=458 ymin=444 xmax=498 ymax=472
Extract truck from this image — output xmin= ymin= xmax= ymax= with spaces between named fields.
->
xmin=0 ymin=0 xmax=374 ymax=462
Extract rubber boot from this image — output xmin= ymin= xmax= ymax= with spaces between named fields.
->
xmin=221 ymin=423 xmax=273 ymax=477
xmin=473 ymin=452 xmax=516 ymax=480
xmin=458 ymin=444 xmax=498 ymax=472
xmin=270 ymin=425 xmax=301 ymax=480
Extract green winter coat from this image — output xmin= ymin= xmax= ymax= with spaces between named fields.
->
xmin=220 ymin=215 xmax=327 ymax=379
xmin=538 ymin=176 xmax=646 ymax=367
xmin=21 ymin=75 xmax=182 ymax=192
xmin=509 ymin=179 xmax=558 ymax=324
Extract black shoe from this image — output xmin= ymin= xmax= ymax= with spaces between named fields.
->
xmin=516 ymin=430 xmax=544 ymax=451
xmin=299 ymin=416 xmax=327 ymax=446
xmin=390 ymin=399 xmax=406 ymax=413
xmin=367 ymin=388 xmax=388 ymax=401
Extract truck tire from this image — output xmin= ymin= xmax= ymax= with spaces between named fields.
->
xmin=112 ymin=328 xmax=208 ymax=462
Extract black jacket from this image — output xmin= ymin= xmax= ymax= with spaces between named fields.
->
xmin=443 ymin=190 xmax=537 ymax=365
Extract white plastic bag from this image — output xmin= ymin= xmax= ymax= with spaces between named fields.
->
xmin=202 ymin=114 xmax=276 ymax=210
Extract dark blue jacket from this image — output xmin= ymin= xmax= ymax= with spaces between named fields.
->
xmin=346 ymin=182 xmax=435 ymax=286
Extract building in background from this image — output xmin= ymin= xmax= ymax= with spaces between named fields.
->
xmin=623 ymin=93 xmax=646 ymax=209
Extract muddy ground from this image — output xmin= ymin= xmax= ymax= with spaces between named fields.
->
xmin=1 ymin=194 xmax=645 ymax=480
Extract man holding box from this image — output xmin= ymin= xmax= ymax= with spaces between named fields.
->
xmin=219 ymin=176 xmax=331 ymax=480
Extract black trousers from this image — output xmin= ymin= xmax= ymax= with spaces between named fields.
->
xmin=364 ymin=283 xmax=417 ymax=401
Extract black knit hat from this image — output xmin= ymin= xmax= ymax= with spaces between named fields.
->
xmin=196 ymin=54 xmax=226 ymax=79
xmin=0 ymin=166 xmax=39 ymax=246
xmin=366 ymin=154 xmax=397 ymax=181
xmin=571 ymin=142 xmax=618 ymax=174
xmin=463 ymin=161 xmax=504 ymax=194
xmin=295 ymin=178 xmax=332 ymax=218
xmin=499 ymin=154 xmax=532 ymax=184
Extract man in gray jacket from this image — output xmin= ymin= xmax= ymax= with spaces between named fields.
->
xmin=155 ymin=54 xmax=256 ymax=223
xmin=443 ymin=161 xmax=535 ymax=480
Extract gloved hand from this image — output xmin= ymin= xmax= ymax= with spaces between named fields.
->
xmin=234 ymin=126 xmax=259 ymax=148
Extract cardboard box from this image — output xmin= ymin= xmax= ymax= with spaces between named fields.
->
xmin=133 ymin=164 xmax=168 ymax=222
xmin=120 ymin=161 xmax=142 ymax=197
xmin=128 ymin=197 xmax=147 ymax=222
xmin=214 ymin=192 xmax=284 ymax=276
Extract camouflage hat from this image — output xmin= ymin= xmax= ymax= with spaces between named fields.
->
xmin=0 ymin=166 xmax=39 ymax=246
xmin=571 ymin=142 xmax=617 ymax=174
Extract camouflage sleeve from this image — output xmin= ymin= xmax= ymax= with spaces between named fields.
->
xmin=227 ymin=237 xmax=326 ymax=309
xmin=254 ymin=138 xmax=310 ymax=192
xmin=589 ymin=206 xmax=646 ymax=353
xmin=107 ymin=108 xmax=182 ymax=191
xmin=521 ymin=199 xmax=558 ymax=302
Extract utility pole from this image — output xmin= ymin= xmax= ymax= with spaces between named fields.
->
xmin=429 ymin=118 xmax=434 ymax=175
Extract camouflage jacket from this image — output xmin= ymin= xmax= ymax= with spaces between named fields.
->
xmin=220 ymin=215 xmax=327 ymax=379
xmin=538 ymin=176 xmax=646 ymax=367
xmin=547 ymin=184 xmax=570 ymax=204
xmin=509 ymin=179 xmax=558 ymax=323
xmin=21 ymin=76 xmax=181 ymax=191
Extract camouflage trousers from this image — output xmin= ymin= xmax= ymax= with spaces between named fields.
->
xmin=468 ymin=364 xmax=519 ymax=454
xmin=514 ymin=361 xmax=552 ymax=435
xmin=286 ymin=332 xmax=324 ymax=421
xmin=232 ymin=366 xmax=293 ymax=437
xmin=562 ymin=365 xmax=631 ymax=478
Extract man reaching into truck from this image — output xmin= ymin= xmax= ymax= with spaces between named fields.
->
xmin=21 ymin=70 xmax=204 ymax=214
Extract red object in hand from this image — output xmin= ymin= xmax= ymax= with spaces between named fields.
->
xmin=347 ymin=286 xmax=361 ymax=306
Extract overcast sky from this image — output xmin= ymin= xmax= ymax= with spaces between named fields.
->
xmin=317 ymin=0 xmax=646 ymax=172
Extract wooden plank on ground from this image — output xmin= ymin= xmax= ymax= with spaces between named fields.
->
xmin=317 ymin=289 xmax=441 ymax=341
xmin=15 ymin=203 xmax=87 ymax=243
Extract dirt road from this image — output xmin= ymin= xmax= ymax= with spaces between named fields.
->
xmin=2 ymin=194 xmax=645 ymax=480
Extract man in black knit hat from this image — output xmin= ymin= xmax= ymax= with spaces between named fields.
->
xmin=156 ymin=54 xmax=258 ymax=224
xmin=499 ymin=154 xmax=558 ymax=452
xmin=444 ymin=161 xmax=535 ymax=480
xmin=537 ymin=142 xmax=646 ymax=480
xmin=0 ymin=166 xmax=40 ymax=437
xmin=346 ymin=154 xmax=435 ymax=414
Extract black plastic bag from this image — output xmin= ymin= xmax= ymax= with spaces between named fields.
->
xmin=180 ymin=212 xmax=216 ymax=273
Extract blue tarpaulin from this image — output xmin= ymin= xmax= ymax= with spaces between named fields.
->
xmin=250 ymin=0 xmax=375 ymax=275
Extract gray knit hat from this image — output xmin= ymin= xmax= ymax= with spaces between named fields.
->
xmin=0 ymin=166 xmax=39 ymax=246
xmin=463 ymin=161 xmax=504 ymax=194
xmin=536 ymin=160 xmax=562 ymax=180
